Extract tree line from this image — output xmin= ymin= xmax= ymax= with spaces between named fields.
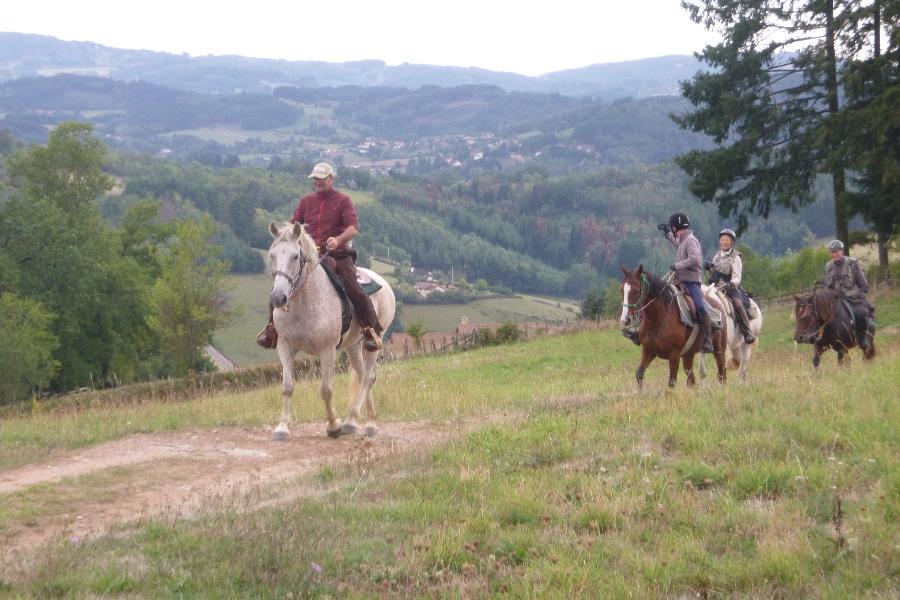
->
xmin=0 ymin=124 xmax=233 ymax=404
xmin=675 ymin=0 xmax=899 ymax=280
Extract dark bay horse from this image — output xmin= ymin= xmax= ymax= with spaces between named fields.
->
xmin=793 ymin=288 xmax=876 ymax=367
xmin=620 ymin=265 xmax=726 ymax=390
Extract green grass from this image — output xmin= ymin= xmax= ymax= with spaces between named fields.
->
xmin=400 ymin=294 xmax=580 ymax=332
xmin=213 ymin=273 xmax=275 ymax=368
xmin=2 ymin=291 xmax=898 ymax=597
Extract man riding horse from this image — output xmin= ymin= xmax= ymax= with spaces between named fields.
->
xmin=704 ymin=229 xmax=756 ymax=344
xmin=823 ymin=239 xmax=874 ymax=351
xmin=659 ymin=212 xmax=714 ymax=353
xmin=257 ymin=162 xmax=384 ymax=352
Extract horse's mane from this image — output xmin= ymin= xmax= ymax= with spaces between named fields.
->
xmin=643 ymin=271 xmax=676 ymax=304
xmin=811 ymin=287 xmax=841 ymax=321
xmin=273 ymin=222 xmax=318 ymax=259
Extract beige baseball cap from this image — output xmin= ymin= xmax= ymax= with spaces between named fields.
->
xmin=308 ymin=162 xmax=336 ymax=179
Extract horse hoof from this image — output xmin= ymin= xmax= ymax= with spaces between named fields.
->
xmin=363 ymin=425 xmax=378 ymax=438
xmin=327 ymin=426 xmax=343 ymax=439
xmin=273 ymin=426 xmax=290 ymax=442
xmin=340 ymin=422 xmax=358 ymax=436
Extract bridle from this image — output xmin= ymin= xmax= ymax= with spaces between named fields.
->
xmin=797 ymin=292 xmax=842 ymax=341
xmin=271 ymin=241 xmax=330 ymax=301
xmin=623 ymin=270 xmax=674 ymax=318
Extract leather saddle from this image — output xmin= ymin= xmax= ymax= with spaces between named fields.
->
xmin=321 ymin=264 xmax=384 ymax=347
xmin=669 ymin=283 xmax=722 ymax=330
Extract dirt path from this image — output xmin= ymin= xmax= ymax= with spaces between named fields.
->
xmin=204 ymin=344 xmax=237 ymax=371
xmin=0 ymin=421 xmax=461 ymax=561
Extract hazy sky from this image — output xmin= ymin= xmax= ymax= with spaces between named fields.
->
xmin=6 ymin=1 xmax=721 ymax=76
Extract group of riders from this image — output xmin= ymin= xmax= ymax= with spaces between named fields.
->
xmin=255 ymin=162 xmax=875 ymax=355
xmin=658 ymin=211 xmax=875 ymax=353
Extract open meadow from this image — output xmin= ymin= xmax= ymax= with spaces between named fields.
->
xmin=214 ymin=272 xmax=580 ymax=367
xmin=1 ymin=290 xmax=898 ymax=597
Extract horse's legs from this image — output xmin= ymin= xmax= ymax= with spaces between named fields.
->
xmin=698 ymin=353 xmax=707 ymax=380
xmin=714 ymin=348 xmax=727 ymax=383
xmin=319 ymin=350 xmax=342 ymax=438
xmin=738 ymin=343 xmax=752 ymax=380
xmin=669 ymin=353 xmax=682 ymax=388
xmin=274 ymin=345 xmax=295 ymax=441
xmin=360 ymin=351 xmax=380 ymax=437
xmin=812 ymin=344 xmax=824 ymax=368
xmin=636 ymin=348 xmax=654 ymax=392
xmin=341 ymin=344 xmax=378 ymax=436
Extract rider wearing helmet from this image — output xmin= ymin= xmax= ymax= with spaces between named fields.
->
xmin=823 ymin=239 xmax=874 ymax=350
xmin=705 ymin=229 xmax=756 ymax=344
xmin=660 ymin=212 xmax=714 ymax=353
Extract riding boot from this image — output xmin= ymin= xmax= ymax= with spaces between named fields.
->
xmin=700 ymin=315 xmax=714 ymax=353
xmin=255 ymin=306 xmax=278 ymax=349
xmin=362 ymin=326 xmax=383 ymax=352
xmin=733 ymin=300 xmax=756 ymax=344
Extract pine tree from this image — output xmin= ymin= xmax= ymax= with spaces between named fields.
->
xmin=674 ymin=0 xmax=893 ymax=250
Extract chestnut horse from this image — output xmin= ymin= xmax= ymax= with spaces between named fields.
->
xmin=620 ymin=265 xmax=726 ymax=390
xmin=793 ymin=288 xmax=876 ymax=367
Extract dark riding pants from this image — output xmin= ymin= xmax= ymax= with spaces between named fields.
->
xmin=332 ymin=255 xmax=382 ymax=334
xmin=683 ymin=282 xmax=708 ymax=319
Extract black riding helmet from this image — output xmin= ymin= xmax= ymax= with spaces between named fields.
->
xmin=668 ymin=212 xmax=690 ymax=231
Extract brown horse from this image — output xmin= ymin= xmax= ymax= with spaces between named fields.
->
xmin=793 ymin=288 xmax=876 ymax=367
xmin=620 ymin=265 xmax=726 ymax=390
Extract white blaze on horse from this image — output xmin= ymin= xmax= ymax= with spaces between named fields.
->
xmin=700 ymin=285 xmax=763 ymax=380
xmin=267 ymin=221 xmax=395 ymax=440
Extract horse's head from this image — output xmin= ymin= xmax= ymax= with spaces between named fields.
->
xmin=792 ymin=292 xmax=819 ymax=344
xmin=619 ymin=264 xmax=645 ymax=326
xmin=267 ymin=221 xmax=317 ymax=308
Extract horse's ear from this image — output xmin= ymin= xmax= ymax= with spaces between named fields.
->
xmin=269 ymin=222 xmax=280 ymax=238
xmin=636 ymin=264 xmax=644 ymax=276
xmin=291 ymin=222 xmax=303 ymax=238
xmin=619 ymin=264 xmax=629 ymax=276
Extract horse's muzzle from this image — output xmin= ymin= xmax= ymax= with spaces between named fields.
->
xmin=794 ymin=332 xmax=817 ymax=344
xmin=270 ymin=290 xmax=288 ymax=309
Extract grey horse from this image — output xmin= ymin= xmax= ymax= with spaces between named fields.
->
xmin=267 ymin=222 xmax=396 ymax=440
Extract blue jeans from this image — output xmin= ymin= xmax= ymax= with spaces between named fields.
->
xmin=683 ymin=282 xmax=707 ymax=319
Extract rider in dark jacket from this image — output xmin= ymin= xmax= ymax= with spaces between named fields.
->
xmin=705 ymin=229 xmax=756 ymax=344
xmin=823 ymin=239 xmax=874 ymax=350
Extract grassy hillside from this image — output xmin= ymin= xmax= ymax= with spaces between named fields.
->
xmin=214 ymin=273 xmax=580 ymax=367
xmin=1 ymin=289 xmax=898 ymax=596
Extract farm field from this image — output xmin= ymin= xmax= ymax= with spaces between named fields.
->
xmin=214 ymin=272 xmax=580 ymax=367
xmin=399 ymin=294 xmax=580 ymax=332
xmin=1 ymin=289 xmax=898 ymax=596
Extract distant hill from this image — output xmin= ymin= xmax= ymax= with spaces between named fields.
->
xmin=0 ymin=73 xmax=712 ymax=169
xmin=0 ymin=32 xmax=705 ymax=98
xmin=0 ymin=74 xmax=301 ymax=141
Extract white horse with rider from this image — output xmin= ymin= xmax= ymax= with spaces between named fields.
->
xmin=266 ymin=221 xmax=395 ymax=440
xmin=700 ymin=228 xmax=763 ymax=380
